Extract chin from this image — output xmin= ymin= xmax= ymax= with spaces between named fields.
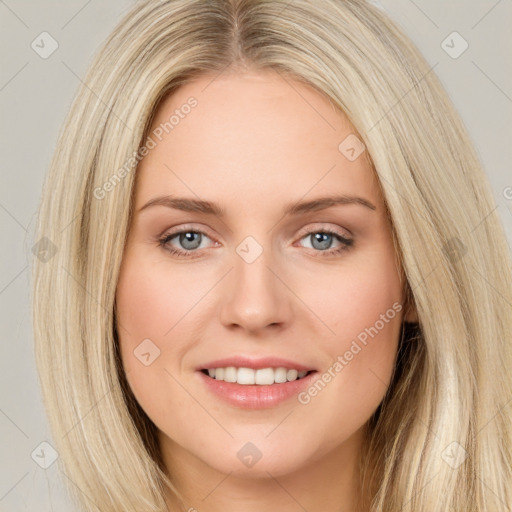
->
xmin=201 ymin=441 xmax=312 ymax=479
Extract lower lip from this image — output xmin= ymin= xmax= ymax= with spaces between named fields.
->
xmin=197 ymin=370 xmax=318 ymax=409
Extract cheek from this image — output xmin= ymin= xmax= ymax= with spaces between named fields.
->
xmin=114 ymin=253 xmax=196 ymax=417
xmin=116 ymin=250 xmax=206 ymax=349
xmin=342 ymin=241 xmax=400 ymax=314
xmin=294 ymin=248 xmax=403 ymax=434
xmin=115 ymin=261 xmax=174 ymax=353
xmin=299 ymin=244 xmax=403 ymax=351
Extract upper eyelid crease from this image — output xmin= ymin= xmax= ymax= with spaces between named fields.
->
xmin=161 ymin=225 xmax=352 ymax=240
xmin=137 ymin=194 xmax=377 ymax=216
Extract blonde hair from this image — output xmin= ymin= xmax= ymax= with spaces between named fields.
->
xmin=31 ymin=0 xmax=512 ymax=510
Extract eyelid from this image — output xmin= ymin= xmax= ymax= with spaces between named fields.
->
xmin=160 ymin=222 xmax=352 ymax=245
xmin=160 ymin=223 xmax=218 ymax=241
xmin=295 ymin=222 xmax=353 ymax=239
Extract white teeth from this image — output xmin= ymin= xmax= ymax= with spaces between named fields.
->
xmin=255 ymin=368 xmax=274 ymax=385
xmin=287 ymin=369 xmax=298 ymax=381
xmin=237 ymin=367 xmax=255 ymax=385
xmin=274 ymin=367 xmax=288 ymax=383
xmin=206 ymin=366 xmax=311 ymax=385
xmin=224 ymin=366 xmax=237 ymax=383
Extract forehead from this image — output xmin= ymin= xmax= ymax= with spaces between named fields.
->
xmin=135 ymin=69 xmax=380 ymax=211
xmin=151 ymin=69 xmax=353 ymax=147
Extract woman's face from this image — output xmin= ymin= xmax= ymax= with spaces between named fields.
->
xmin=115 ymin=69 xmax=412 ymax=482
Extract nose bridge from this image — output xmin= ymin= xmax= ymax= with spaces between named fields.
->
xmin=218 ymin=235 xmax=292 ymax=331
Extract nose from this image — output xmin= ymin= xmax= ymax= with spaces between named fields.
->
xmin=218 ymin=247 xmax=293 ymax=334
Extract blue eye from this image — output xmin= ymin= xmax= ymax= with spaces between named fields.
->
xmin=298 ymin=230 xmax=353 ymax=255
xmin=158 ymin=230 xmax=213 ymax=258
xmin=158 ymin=228 xmax=353 ymax=259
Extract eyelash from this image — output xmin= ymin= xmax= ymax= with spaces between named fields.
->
xmin=157 ymin=226 xmax=353 ymax=259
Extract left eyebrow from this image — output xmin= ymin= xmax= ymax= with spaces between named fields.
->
xmin=284 ymin=195 xmax=376 ymax=215
xmin=137 ymin=194 xmax=377 ymax=216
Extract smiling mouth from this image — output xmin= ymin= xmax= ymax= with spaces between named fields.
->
xmin=200 ymin=367 xmax=316 ymax=385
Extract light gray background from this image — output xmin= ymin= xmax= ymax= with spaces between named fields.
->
xmin=1 ymin=1 xmax=511 ymax=510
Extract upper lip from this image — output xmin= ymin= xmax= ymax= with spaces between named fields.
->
xmin=198 ymin=356 xmax=316 ymax=372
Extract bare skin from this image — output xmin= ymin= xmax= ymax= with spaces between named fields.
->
xmin=115 ymin=68 xmax=417 ymax=512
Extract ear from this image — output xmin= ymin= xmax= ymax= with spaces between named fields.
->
xmin=402 ymin=284 xmax=419 ymax=323
xmin=403 ymin=302 xmax=419 ymax=323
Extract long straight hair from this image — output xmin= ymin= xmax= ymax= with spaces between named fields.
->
xmin=31 ymin=0 xmax=512 ymax=510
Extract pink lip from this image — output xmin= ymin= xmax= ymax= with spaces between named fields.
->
xmin=197 ymin=370 xmax=318 ymax=409
xmin=197 ymin=356 xmax=315 ymax=372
